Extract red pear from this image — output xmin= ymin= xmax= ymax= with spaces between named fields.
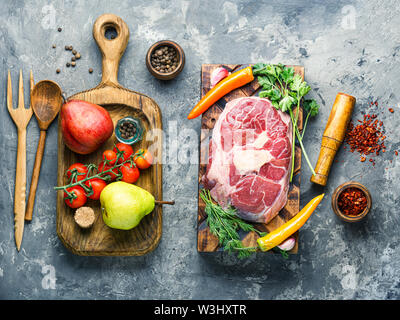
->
xmin=61 ymin=99 xmax=114 ymax=154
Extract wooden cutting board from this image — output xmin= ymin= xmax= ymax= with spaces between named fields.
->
xmin=197 ymin=64 xmax=303 ymax=254
xmin=56 ymin=14 xmax=163 ymax=256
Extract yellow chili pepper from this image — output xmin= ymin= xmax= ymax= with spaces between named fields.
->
xmin=257 ymin=193 xmax=325 ymax=251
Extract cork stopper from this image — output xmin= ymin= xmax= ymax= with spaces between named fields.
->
xmin=74 ymin=206 xmax=96 ymax=228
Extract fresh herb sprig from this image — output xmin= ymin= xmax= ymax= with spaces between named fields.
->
xmin=252 ymin=63 xmax=320 ymax=181
xmin=200 ymin=189 xmax=267 ymax=259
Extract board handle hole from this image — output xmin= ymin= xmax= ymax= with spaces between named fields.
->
xmin=104 ymin=25 xmax=118 ymax=40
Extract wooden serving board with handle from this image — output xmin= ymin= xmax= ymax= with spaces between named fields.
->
xmin=56 ymin=14 xmax=163 ymax=256
xmin=197 ymin=64 xmax=303 ymax=254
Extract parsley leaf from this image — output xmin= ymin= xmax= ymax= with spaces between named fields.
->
xmin=252 ymin=63 xmax=267 ymax=75
xmin=279 ymin=95 xmax=295 ymax=112
xmin=289 ymin=74 xmax=303 ymax=92
xmin=298 ymin=82 xmax=311 ymax=97
xmin=257 ymin=76 xmax=274 ymax=90
xmin=265 ymin=64 xmax=279 ymax=77
xmin=281 ymin=66 xmax=294 ymax=84
xmin=303 ymin=99 xmax=320 ymax=117
xmin=259 ymin=88 xmax=281 ymax=101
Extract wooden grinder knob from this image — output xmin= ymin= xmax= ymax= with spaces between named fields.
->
xmin=310 ymin=92 xmax=356 ymax=186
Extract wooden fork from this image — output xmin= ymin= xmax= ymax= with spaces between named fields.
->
xmin=7 ymin=70 xmax=34 ymax=251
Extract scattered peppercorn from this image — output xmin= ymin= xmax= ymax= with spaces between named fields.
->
xmin=71 ymin=56 xmax=76 ymax=61
xmin=66 ymin=62 xmax=71 ymax=67
xmin=75 ymin=53 xmax=81 ymax=59
xmin=89 ymin=68 xmax=93 ymax=73
xmin=151 ymin=45 xmax=179 ymax=73
xmin=71 ymin=61 xmax=76 ymax=67
xmin=56 ymin=68 xmax=60 ymax=74
xmin=338 ymin=187 xmax=368 ymax=216
xmin=72 ymin=49 xmax=77 ymax=55
xmin=52 ymin=44 xmax=56 ymax=49
xmin=58 ymin=27 xmax=62 ymax=32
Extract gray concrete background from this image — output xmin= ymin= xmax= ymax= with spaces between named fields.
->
xmin=1 ymin=0 xmax=400 ymax=299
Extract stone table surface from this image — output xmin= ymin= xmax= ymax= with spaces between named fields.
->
xmin=1 ymin=0 xmax=400 ymax=300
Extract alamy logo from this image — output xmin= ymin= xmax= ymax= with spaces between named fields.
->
xmin=341 ymin=5 xmax=356 ymax=30
xmin=41 ymin=5 xmax=56 ymax=30
xmin=41 ymin=265 xmax=56 ymax=290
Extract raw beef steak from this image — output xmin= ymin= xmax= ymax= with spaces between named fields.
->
xmin=203 ymin=97 xmax=292 ymax=223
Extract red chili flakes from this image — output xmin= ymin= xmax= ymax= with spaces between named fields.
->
xmin=345 ymin=112 xmax=386 ymax=164
xmin=395 ymin=151 xmax=399 ymax=156
xmin=338 ymin=187 xmax=368 ymax=216
xmin=389 ymin=108 xmax=394 ymax=113
xmin=369 ymin=101 xmax=378 ymax=107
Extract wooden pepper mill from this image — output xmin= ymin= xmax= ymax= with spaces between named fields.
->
xmin=310 ymin=92 xmax=356 ymax=186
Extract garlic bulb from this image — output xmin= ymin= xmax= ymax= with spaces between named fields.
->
xmin=277 ymin=237 xmax=296 ymax=251
xmin=210 ymin=67 xmax=229 ymax=87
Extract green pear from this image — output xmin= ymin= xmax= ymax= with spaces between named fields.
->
xmin=100 ymin=181 xmax=155 ymax=230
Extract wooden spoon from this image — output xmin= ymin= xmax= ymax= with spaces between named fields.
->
xmin=25 ymin=80 xmax=63 ymax=221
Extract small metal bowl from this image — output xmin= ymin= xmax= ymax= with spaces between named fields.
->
xmin=331 ymin=181 xmax=372 ymax=222
xmin=146 ymin=40 xmax=185 ymax=80
xmin=115 ymin=116 xmax=144 ymax=145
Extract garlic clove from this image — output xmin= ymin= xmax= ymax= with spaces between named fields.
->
xmin=277 ymin=237 xmax=296 ymax=251
xmin=210 ymin=67 xmax=230 ymax=87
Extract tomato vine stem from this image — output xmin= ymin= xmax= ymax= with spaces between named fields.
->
xmin=55 ymin=145 xmax=140 ymax=200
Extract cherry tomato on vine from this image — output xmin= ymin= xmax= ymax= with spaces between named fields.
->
xmin=134 ymin=149 xmax=153 ymax=170
xmin=66 ymin=163 xmax=88 ymax=182
xmin=102 ymin=149 xmax=117 ymax=166
xmin=64 ymin=186 xmax=87 ymax=209
xmin=120 ymin=163 xmax=140 ymax=183
xmin=98 ymin=161 xmax=119 ymax=181
xmin=114 ymin=143 xmax=134 ymax=163
xmin=84 ymin=178 xmax=107 ymax=200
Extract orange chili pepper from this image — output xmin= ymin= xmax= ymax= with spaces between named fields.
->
xmin=257 ymin=193 xmax=324 ymax=252
xmin=187 ymin=66 xmax=254 ymax=119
